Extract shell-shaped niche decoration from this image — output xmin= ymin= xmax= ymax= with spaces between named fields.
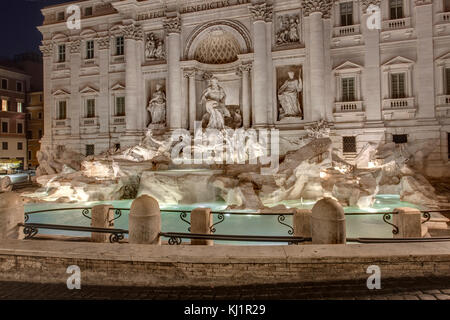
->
xmin=194 ymin=28 xmax=240 ymax=65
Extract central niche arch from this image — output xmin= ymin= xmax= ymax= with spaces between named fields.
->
xmin=185 ymin=20 xmax=252 ymax=62
xmin=194 ymin=28 xmax=240 ymax=64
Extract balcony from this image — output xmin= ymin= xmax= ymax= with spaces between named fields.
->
xmin=333 ymin=101 xmax=365 ymax=123
xmin=80 ymin=117 xmax=99 ymax=127
xmin=383 ymin=97 xmax=415 ymax=109
xmin=52 ymin=118 xmax=70 ymax=127
xmin=438 ymin=95 xmax=450 ymax=105
xmin=382 ymin=97 xmax=416 ymax=120
xmin=437 ymin=12 xmax=450 ymax=23
xmin=333 ymin=24 xmax=360 ymax=37
xmin=112 ymin=116 xmax=126 ymax=125
xmin=382 ymin=17 xmax=411 ymax=30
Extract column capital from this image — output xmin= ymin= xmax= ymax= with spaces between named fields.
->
xmin=164 ymin=16 xmax=182 ymax=34
xmin=184 ymin=69 xmax=196 ymax=78
xmin=237 ymin=63 xmax=252 ymax=76
xmin=360 ymin=0 xmax=381 ymax=12
xmin=97 ymin=36 xmax=110 ymax=50
xmin=121 ymin=24 xmax=144 ymax=41
xmin=249 ymin=3 xmax=273 ymax=22
xmin=39 ymin=42 xmax=53 ymax=57
xmin=302 ymin=0 xmax=333 ymax=19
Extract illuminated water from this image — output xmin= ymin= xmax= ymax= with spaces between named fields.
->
xmin=25 ymin=195 xmax=424 ymax=245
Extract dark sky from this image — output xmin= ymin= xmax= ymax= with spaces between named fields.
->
xmin=0 ymin=0 xmax=74 ymax=59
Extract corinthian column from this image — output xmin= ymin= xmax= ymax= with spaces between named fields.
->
xmin=185 ymin=70 xmax=197 ymax=131
xmin=164 ymin=15 xmax=183 ymax=130
xmin=122 ymin=24 xmax=143 ymax=136
xmin=238 ymin=64 xmax=252 ymax=128
xmin=302 ymin=0 xmax=332 ymax=121
xmin=250 ymin=3 xmax=272 ymax=128
xmin=39 ymin=41 xmax=53 ymax=150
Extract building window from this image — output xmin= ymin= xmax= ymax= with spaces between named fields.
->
xmin=1 ymin=79 xmax=7 ymax=90
xmin=341 ymin=77 xmax=355 ymax=102
xmin=38 ymin=129 xmax=42 ymax=139
xmin=39 ymin=94 xmax=43 ymax=102
xmin=17 ymin=142 xmax=23 ymax=150
xmin=393 ymin=134 xmax=407 ymax=144
xmin=114 ymin=143 xmax=120 ymax=151
xmin=390 ymin=0 xmax=404 ymax=20
xmin=446 ymin=68 xmax=450 ymax=95
xmin=27 ymin=131 xmax=32 ymax=139
xmin=86 ymin=144 xmax=95 ymax=156
xmin=57 ymin=11 xmax=65 ymax=21
xmin=86 ymin=99 xmax=95 ymax=118
xmin=17 ymin=102 xmax=23 ymax=113
xmin=390 ymin=73 xmax=406 ymax=99
xmin=1 ymin=99 xmax=7 ymax=111
xmin=86 ymin=40 xmax=94 ymax=59
xmin=1 ymin=122 xmax=8 ymax=133
xmin=446 ymin=0 xmax=450 ymax=12
xmin=116 ymin=36 xmax=124 ymax=56
xmin=343 ymin=136 xmax=356 ymax=153
xmin=85 ymin=7 xmax=93 ymax=16
xmin=58 ymin=101 xmax=67 ymax=120
xmin=28 ymin=150 xmax=32 ymax=161
xmin=17 ymin=123 xmax=23 ymax=134
xmin=58 ymin=44 xmax=66 ymax=62
xmin=116 ymin=96 xmax=125 ymax=116
xmin=16 ymin=81 xmax=23 ymax=92
xmin=340 ymin=2 xmax=353 ymax=26
xmin=2 ymin=142 xmax=7 ymax=150
xmin=38 ymin=112 xmax=42 ymax=119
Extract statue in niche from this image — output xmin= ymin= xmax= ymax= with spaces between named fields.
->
xmin=147 ymin=84 xmax=166 ymax=126
xmin=200 ymin=77 xmax=231 ymax=130
xmin=278 ymin=71 xmax=303 ymax=119
xmin=276 ymin=15 xmax=300 ymax=45
xmin=146 ymin=33 xmax=165 ymax=60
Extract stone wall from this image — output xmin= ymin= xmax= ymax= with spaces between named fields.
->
xmin=0 ymin=240 xmax=448 ymax=287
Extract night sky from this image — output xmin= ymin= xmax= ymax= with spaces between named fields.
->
xmin=0 ymin=0 xmax=74 ymax=59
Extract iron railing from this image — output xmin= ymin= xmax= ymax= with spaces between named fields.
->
xmin=21 ymin=207 xmax=449 ymax=244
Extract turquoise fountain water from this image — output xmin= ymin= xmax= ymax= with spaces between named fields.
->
xmin=24 ymin=195 xmax=424 ymax=245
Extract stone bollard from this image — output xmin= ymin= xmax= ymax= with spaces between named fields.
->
xmin=0 ymin=192 xmax=24 ymax=240
xmin=311 ymin=198 xmax=346 ymax=244
xmin=293 ymin=209 xmax=312 ymax=240
xmin=129 ymin=195 xmax=161 ymax=245
xmin=393 ymin=207 xmax=422 ymax=238
xmin=91 ymin=205 xmax=113 ymax=243
xmin=190 ymin=208 xmax=213 ymax=246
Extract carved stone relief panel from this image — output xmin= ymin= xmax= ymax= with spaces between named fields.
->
xmin=275 ymin=12 xmax=301 ymax=46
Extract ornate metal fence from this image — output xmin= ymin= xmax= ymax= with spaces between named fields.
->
xmin=20 ymin=206 xmax=448 ymax=244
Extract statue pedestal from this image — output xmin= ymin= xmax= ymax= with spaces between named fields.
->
xmin=148 ymin=124 xmax=166 ymax=130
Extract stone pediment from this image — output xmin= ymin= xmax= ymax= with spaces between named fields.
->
xmin=52 ymin=89 xmax=70 ymax=96
xmin=382 ymin=56 xmax=414 ymax=67
xmin=436 ymin=52 xmax=450 ymax=63
xmin=79 ymin=85 xmax=99 ymax=94
xmin=333 ymin=61 xmax=364 ymax=74
xmin=111 ymin=83 xmax=125 ymax=91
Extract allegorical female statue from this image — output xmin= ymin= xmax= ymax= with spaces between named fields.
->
xmin=278 ymin=71 xmax=303 ymax=118
xmin=147 ymin=84 xmax=166 ymax=126
xmin=200 ymin=77 xmax=231 ymax=129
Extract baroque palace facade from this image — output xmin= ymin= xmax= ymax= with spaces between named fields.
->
xmin=38 ymin=0 xmax=450 ymax=176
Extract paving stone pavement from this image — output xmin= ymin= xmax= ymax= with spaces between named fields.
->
xmin=0 ymin=277 xmax=449 ymax=300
